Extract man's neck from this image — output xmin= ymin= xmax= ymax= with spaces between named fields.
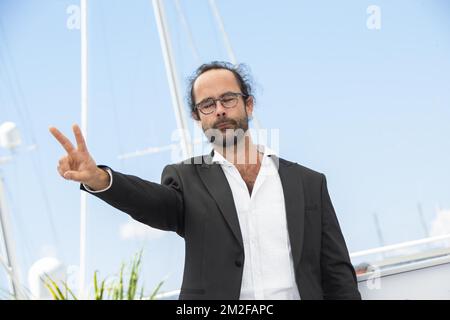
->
xmin=213 ymin=135 xmax=261 ymax=167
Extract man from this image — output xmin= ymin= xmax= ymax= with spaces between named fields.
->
xmin=49 ymin=61 xmax=361 ymax=300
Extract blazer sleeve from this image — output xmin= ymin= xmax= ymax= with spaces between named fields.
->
xmin=80 ymin=164 xmax=185 ymax=237
xmin=320 ymin=173 xmax=361 ymax=300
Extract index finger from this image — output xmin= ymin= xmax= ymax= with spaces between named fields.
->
xmin=72 ymin=124 xmax=88 ymax=152
xmin=49 ymin=126 xmax=75 ymax=154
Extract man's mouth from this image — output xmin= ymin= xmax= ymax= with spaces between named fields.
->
xmin=215 ymin=121 xmax=234 ymax=130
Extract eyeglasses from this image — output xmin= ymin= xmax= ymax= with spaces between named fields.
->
xmin=195 ymin=92 xmax=247 ymax=115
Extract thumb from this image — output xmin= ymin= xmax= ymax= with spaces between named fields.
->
xmin=63 ymin=170 xmax=87 ymax=182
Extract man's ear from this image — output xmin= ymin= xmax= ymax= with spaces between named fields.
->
xmin=245 ymin=95 xmax=254 ymax=116
xmin=191 ymin=110 xmax=200 ymax=121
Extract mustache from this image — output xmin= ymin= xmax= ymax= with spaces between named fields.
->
xmin=213 ymin=119 xmax=237 ymax=129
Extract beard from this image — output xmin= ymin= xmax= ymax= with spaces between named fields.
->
xmin=202 ymin=113 xmax=250 ymax=148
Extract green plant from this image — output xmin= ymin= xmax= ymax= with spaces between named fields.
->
xmin=43 ymin=274 xmax=77 ymax=300
xmin=44 ymin=249 xmax=164 ymax=300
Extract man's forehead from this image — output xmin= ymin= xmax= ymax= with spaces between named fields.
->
xmin=193 ymin=69 xmax=240 ymax=100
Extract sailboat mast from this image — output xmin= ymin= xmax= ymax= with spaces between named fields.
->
xmin=152 ymin=0 xmax=192 ymax=159
xmin=79 ymin=0 xmax=88 ymax=299
xmin=0 ymin=174 xmax=23 ymax=299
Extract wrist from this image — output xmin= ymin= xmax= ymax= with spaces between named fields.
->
xmin=86 ymin=167 xmax=110 ymax=191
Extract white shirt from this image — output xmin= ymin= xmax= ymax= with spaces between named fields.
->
xmin=212 ymin=145 xmax=301 ymax=300
xmin=84 ymin=146 xmax=301 ymax=300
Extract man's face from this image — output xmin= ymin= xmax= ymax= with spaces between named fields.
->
xmin=192 ymin=69 xmax=253 ymax=147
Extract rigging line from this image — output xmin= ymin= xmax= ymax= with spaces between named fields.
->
xmin=172 ymin=4 xmax=186 ymax=93
xmin=0 ymin=54 xmax=11 ymax=117
xmin=122 ymin=1 xmax=181 ymax=170
xmin=0 ymin=65 xmax=61 ymax=263
xmin=0 ymin=209 xmax=10 ymax=274
xmin=102 ymin=1 xmax=158 ymax=174
xmin=0 ymin=45 xmax=27 ymax=130
xmin=207 ymin=0 xmax=263 ymax=131
xmin=0 ymin=254 xmax=12 ymax=276
xmin=0 ymin=20 xmax=35 ymax=147
xmin=0 ymin=82 xmax=8 ymax=119
xmin=137 ymin=3 xmax=176 ymax=165
xmin=4 ymin=163 xmax=33 ymax=265
xmin=0 ymin=19 xmax=64 ymax=261
xmin=174 ymin=0 xmax=201 ymax=65
xmin=153 ymin=0 xmax=194 ymax=158
xmin=1 ymin=169 xmax=34 ymax=274
xmin=205 ymin=1 xmax=223 ymax=60
xmin=207 ymin=0 xmax=237 ymax=64
xmin=98 ymin=1 xmax=126 ymax=172
xmin=0 ymin=287 xmax=15 ymax=300
xmin=25 ymin=151 xmax=64 ymax=261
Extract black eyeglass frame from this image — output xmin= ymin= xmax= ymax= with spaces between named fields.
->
xmin=194 ymin=92 xmax=248 ymax=115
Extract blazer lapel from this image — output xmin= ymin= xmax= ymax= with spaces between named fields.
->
xmin=195 ymin=152 xmax=305 ymax=265
xmin=196 ymin=153 xmax=244 ymax=249
xmin=273 ymin=155 xmax=306 ymax=269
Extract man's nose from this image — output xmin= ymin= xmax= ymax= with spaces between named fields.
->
xmin=215 ymin=100 xmax=227 ymax=117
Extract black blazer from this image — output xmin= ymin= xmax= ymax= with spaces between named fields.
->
xmin=81 ymin=153 xmax=361 ymax=300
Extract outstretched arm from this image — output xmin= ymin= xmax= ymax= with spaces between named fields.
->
xmin=80 ymin=165 xmax=185 ymax=237
xmin=50 ymin=124 xmax=185 ymax=237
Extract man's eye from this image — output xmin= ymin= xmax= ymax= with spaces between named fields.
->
xmin=200 ymin=101 xmax=214 ymax=109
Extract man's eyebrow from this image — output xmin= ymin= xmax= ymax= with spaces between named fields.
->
xmin=197 ymin=91 xmax=235 ymax=104
xmin=219 ymin=91 xmax=235 ymax=97
xmin=197 ymin=96 xmax=213 ymax=105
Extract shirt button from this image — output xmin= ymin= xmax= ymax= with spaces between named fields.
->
xmin=235 ymin=260 xmax=243 ymax=267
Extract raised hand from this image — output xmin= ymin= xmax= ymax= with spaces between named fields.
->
xmin=49 ymin=124 xmax=110 ymax=190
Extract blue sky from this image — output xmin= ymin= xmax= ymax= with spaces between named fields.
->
xmin=0 ymin=0 xmax=449 ymax=297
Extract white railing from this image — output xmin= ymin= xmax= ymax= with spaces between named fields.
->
xmin=350 ymin=233 xmax=450 ymax=259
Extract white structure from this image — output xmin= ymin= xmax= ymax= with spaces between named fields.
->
xmin=358 ymin=250 xmax=450 ymax=299
xmin=354 ymin=229 xmax=450 ymax=299
xmin=0 ymin=122 xmax=22 ymax=149
xmin=28 ymin=257 xmax=66 ymax=299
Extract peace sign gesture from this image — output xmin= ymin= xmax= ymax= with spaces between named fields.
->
xmin=49 ymin=124 xmax=110 ymax=190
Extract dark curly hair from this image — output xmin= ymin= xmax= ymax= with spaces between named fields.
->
xmin=187 ymin=61 xmax=254 ymax=120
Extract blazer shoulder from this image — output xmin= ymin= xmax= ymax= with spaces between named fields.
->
xmin=280 ymin=158 xmax=327 ymax=203
xmin=279 ymin=157 xmax=324 ymax=181
xmin=296 ymin=163 xmax=324 ymax=180
xmin=163 ymin=155 xmax=210 ymax=173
